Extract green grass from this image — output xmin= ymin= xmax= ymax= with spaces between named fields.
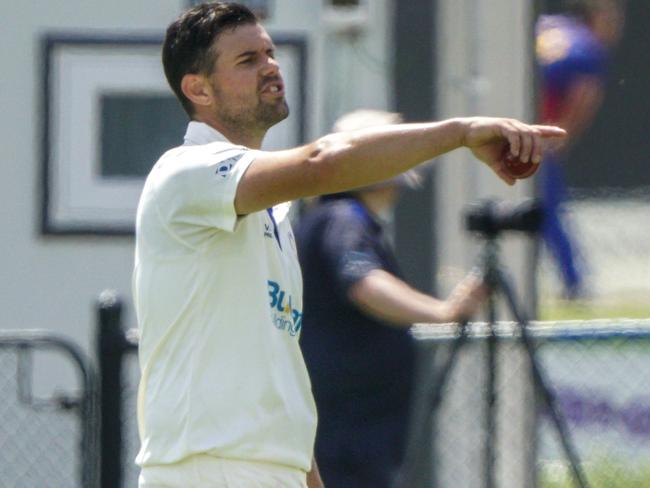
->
xmin=539 ymin=300 xmax=650 ymax=321
xmin=539 ymin=460 xmax=650 ymax=488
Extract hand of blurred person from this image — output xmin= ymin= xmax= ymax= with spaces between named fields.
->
xmin=348 ymin=268 xmax=487 ymax=327
xmin=440 ymin=270 xmax=488 ymax=323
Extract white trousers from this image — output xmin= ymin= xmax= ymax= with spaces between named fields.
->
xmin=138 ymin=455 xmax=308 ymax=488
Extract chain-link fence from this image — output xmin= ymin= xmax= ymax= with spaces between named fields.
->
xmin=0 ymin=330 xmax=98 ymax=488
xmin=406 ymin=320 xmax=650 ymax=488
xmin=536 ymin=322 xmax=650 ymax=487
xmin=121 ymin=351 xmax=141 ymax=487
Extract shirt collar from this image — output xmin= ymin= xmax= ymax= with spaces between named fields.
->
xmin=183 ymin=121 xmax=229 ymax=146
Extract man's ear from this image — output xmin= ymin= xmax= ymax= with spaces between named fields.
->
xmin=181 ymin=74 xmax=212 ymax=108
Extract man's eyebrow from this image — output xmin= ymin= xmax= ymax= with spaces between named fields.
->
xmin=235 ymin=50 xmax=257 ymax=60
xmin=234 ymin=45 xmax=276 ymax=61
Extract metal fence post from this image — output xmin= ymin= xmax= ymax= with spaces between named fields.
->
xmin=97 ymin=290 xmax=126 ymax=488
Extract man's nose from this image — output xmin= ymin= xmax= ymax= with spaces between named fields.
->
xmin=260 ymin=56 xmax=280 ymax=76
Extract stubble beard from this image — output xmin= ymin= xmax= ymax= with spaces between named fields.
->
xmin=216 ymin=92 xmax=290 ymax=139
xmin=256 ymin=97 xmax=290 ymax=130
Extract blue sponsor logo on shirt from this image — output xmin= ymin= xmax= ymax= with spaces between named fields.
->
xmin=267 ymin=280 xmax=302 ymax=336
xmin=215 ymin=154 xmax=243 ymax=178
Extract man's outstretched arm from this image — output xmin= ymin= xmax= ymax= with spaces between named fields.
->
xmin=234 ymin=117 xmax=566 ymax=215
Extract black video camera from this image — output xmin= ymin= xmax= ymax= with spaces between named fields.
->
xmin=464 ymin=199 xmax=544 ymax=237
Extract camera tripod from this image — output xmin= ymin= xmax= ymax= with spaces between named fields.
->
xmin=394 ymin=201 xmax=589 ymax=488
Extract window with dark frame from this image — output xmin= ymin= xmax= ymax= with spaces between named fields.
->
xmin=100 ymin=94 xmax=188 ymax=178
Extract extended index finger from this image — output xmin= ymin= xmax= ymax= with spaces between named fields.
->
xmin=532 ymin=125 xmax=567 ymax=138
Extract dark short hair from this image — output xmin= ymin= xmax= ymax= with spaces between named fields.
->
xmin=162 ymin=2 xmax=258 ymax=116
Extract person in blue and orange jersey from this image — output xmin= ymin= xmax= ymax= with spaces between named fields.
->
xmin=536 ymin=0 xmax=625 ymax=298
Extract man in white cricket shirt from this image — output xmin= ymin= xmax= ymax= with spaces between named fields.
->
xmin=133 ymin=3 xmax=566 ymax=487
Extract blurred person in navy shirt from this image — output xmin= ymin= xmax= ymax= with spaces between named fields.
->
xmin=536 ymin=0 xmax=625 ymax=298
xmin=297 ymin=110 xmax=487 ymax=488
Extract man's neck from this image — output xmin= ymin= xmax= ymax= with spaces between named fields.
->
xmin=193 ymin=115 xmax=265 ymax=149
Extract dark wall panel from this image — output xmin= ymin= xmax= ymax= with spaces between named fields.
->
xmin=393 ymin=0 xmax=437 ymax=294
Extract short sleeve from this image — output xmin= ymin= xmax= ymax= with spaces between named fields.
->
xmin=320 ymin=209 xmax=384 ymax=298
xmin=153 ymin=143 xmax=257 ymax=234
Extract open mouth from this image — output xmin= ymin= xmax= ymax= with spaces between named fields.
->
xmin=261 ymin=80 xmax=284 ymax=96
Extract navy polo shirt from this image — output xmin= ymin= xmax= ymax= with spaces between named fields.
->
xmin=296 ymin=195 xmax=416 ymax=482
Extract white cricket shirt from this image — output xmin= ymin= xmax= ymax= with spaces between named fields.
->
xmin=133 ymin=121 xmax=317 ymax=472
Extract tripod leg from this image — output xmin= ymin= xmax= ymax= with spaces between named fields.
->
xmin=494 ymin=270 xmax=591 ymax=488
xmin=485 ymin=294 xmax=497 ymax=488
